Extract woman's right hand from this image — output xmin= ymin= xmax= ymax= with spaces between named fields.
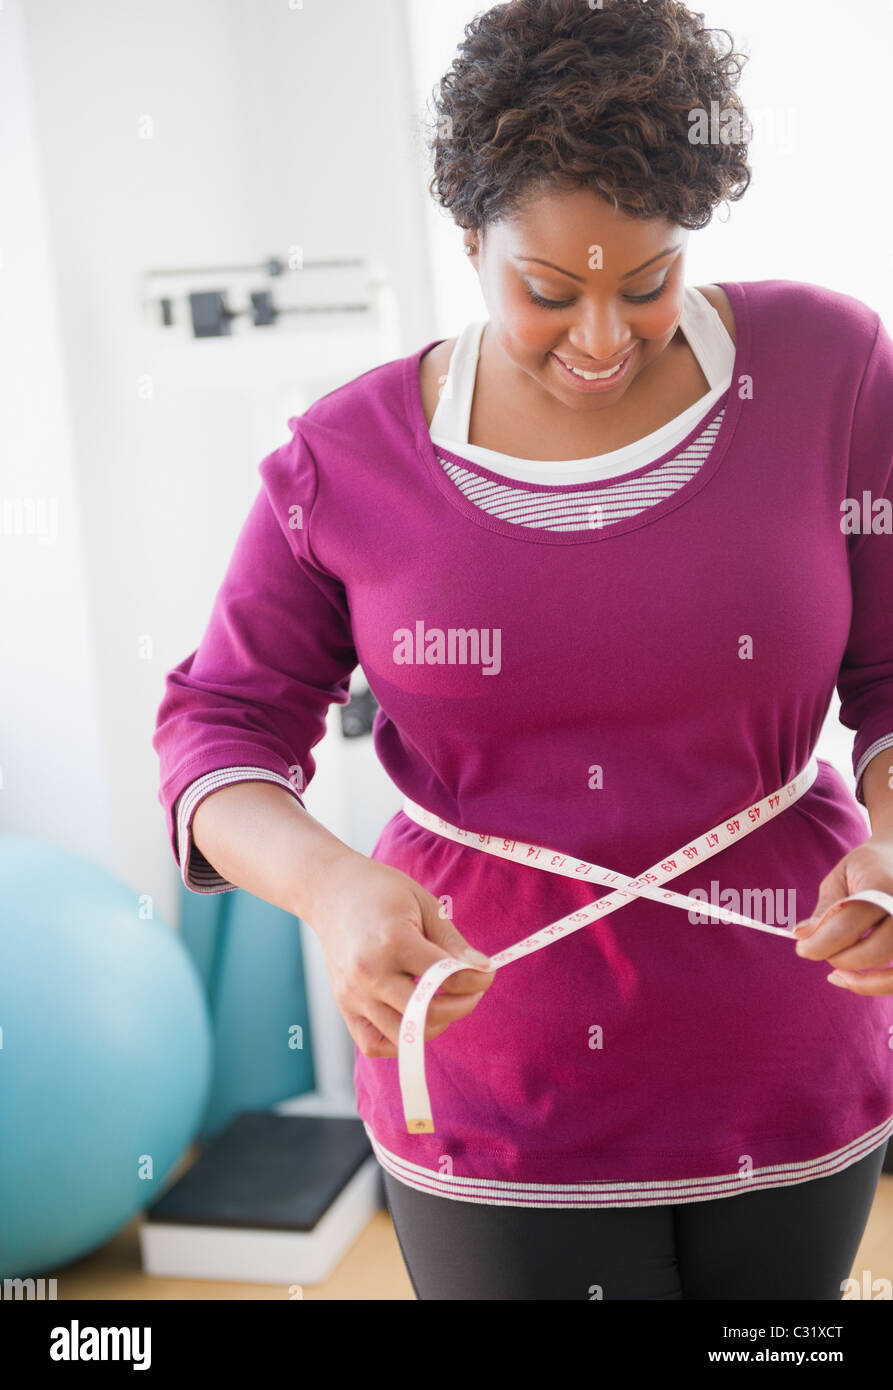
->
xmin=303 ymin=850 xmax=496 ymax=1058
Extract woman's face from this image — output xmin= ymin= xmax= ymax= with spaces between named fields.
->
xmin=466 ymin=184 xmax=690 ymax=413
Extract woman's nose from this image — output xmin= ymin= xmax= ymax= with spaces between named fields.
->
xmin=565 ymin=302 xmax=631 ymax=364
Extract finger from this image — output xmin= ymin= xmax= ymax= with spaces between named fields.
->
xmin=793 ymin=871 xmax=849 ymax=938
xmin=375 ymin=961 xmax=493 ymax=1021
xmin=794 ymin=900 xmax=887 ymax=960
xmin=826 ymin=966 xmax=893 ymax=996
xmin=424 ymin=989 xmax=489 ymax=1028
xmin=377 ymin=978 xmax=491 ymax=1028
xmin=428 ymin=965 xmax=497 ymax=994
xmin=384 ymin=928 xmax=496 ymax=997
xmin=359 ymin=997 xmax=405 ymax=1051
xmin=418 ymin=893 xmax=494 ymax=971
xmin=792 ymin=904 xmax=836 ymax=936
xmin=355 ymin=989 xmax=488 ymax=1051
xmin=347 ymin=1009 xmax=398 ymax=1059
xmin=825 ymin=918 xmax=893 ymax=971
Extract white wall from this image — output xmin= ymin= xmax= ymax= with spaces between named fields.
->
xmin=2 ymin=0 xmax=436 ymax=926
xmin=0 ymin=0 xmax=116 ymax=865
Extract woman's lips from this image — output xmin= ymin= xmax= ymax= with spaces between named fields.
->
xmin=549 ymin=344 xmax=636 ymax=392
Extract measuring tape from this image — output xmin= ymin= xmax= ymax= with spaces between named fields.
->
xmin=396 ymin=756 xmax=893 ymax=1134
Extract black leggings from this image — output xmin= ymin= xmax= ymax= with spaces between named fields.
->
xmin=382 ymin=1142 xmax=888 ymax=1300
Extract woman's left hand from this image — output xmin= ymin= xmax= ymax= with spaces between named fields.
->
xmin=793 ymin=833 xmax=893 ymax=994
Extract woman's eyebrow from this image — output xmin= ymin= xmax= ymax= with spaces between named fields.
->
xmin=512 ymin=245 xmax=682 ymax=283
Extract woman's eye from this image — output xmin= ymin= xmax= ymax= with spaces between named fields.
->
xmin=525 ymin=286 xmax=574 ymax=310
xmin=524 ymin=280 xmax=669 ymax=310
xmin=626 ymin=281 xmax=669 ymax=304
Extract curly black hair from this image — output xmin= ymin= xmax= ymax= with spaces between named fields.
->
xmin=425 ymin=0 xmax=752 ymax=233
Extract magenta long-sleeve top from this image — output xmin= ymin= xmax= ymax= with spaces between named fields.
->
xmin=154 ymin=280 xmax=893 ymax=1206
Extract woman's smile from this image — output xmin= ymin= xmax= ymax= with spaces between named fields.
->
xmin=549 ymin=343 xmax=638 ymax=392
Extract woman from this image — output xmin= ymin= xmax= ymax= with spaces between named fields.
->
xmin=153 ymin=0 xmax=893 ymax=1299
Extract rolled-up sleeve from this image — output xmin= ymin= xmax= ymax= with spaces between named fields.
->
xmin=836 ymin=312 xmax=893 ymax=806
xmin=153 ymin=420 xmax=358 ymax=893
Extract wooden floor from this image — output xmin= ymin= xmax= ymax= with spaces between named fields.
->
xmin=58 ymin=1208 xmax=415 ymax=1301
xmin=54 ymin=1166 xmax=893 ymax=1301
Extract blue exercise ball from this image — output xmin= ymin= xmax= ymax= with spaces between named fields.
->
xmin=0 ymin=834 xmax=212 ymax=1279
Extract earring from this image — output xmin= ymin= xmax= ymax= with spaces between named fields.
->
xmin=465 ymin=244 xmax=477 ymax=255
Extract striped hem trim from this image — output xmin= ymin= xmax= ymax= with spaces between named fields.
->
xmin=175 ymin=765 xmax=305 ymax=894
xmin=435 ymin=407 xmax=724 ymax=533
xmin=366 ymin=1114 xmax=893 ymax=1208
xmin=854 ymin=734 xmax=893 ymax=807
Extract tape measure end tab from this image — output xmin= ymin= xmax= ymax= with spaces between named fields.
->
xmin=407 ymin=1119 xmax=435 ymax=1134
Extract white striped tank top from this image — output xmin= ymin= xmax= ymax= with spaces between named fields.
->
xmin=429 ymin=286 xmax=735 ymax=532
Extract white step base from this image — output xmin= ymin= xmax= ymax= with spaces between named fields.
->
xmin=138 ymin=1154 xmax=382 ymax=1287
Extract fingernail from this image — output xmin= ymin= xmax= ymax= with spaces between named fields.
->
xmin=463 ymin=947 xmax=492 ymax=968
xmin=826 ymin=971 xmax=849 ymax=986
xmin=793 ymin=918 xmax=818 ymax=937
